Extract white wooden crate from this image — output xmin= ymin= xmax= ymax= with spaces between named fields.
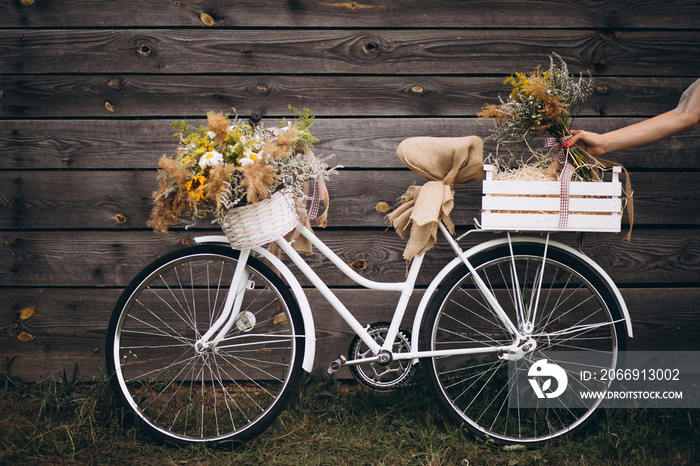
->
xmin=480 ymin=164 xmax=622 ymax=233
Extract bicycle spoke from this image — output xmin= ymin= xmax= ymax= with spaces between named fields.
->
xmin=108 ymin=248 xmax=303 ymax=445
xmin=424 ymin=242 xmax=624 ymax=445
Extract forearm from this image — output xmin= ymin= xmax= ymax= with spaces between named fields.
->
xmin=598 ymin=110 xmax=700 ymax=153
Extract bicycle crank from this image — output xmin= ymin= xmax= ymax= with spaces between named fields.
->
xmin=346 ymin=323 xmax=415 ymax=392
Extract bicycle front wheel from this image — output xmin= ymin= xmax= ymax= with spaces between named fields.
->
xmin=106 ymin=245 xmax=305 ymax=445
xmin=420 ymin=240 xmax=627 ymax=445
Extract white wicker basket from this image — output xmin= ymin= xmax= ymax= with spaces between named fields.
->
xmin=219 ymin=190 xmax=298 ymax=248
xmin=481 ymin=164 xmax=622 ymax=233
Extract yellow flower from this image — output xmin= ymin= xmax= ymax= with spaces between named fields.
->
xmin=185 ymin=175 xmax=207 ymax=201
xmin=505 ymin=72 xmax=533 ymax=99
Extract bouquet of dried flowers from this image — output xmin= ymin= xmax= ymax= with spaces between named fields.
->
xmin=148 ymin=108 xmax=334 ymax=233
xmin=479 ymin=54 xmax=602 ymax=181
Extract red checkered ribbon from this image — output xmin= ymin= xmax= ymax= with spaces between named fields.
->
xmin=306 ymin=180 xmax=321 ymax=221
xmin=544 ymin=136 xmax=574 ymax=229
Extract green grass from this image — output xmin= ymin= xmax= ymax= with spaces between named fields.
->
xmin=1 ymin=366 xmax=698 ymax=465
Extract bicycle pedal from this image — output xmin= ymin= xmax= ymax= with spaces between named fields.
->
xmin=325 ymin=355 xmax=347 ymax=376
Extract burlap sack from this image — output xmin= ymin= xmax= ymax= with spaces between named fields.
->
xmin=388 ymin=136 xmax=483 ymax=260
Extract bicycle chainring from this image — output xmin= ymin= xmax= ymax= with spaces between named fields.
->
xmin=347 ymin=323 xmax=414 ymax=392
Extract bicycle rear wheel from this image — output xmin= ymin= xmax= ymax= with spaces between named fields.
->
xmin=420 ymin=240 xmax=627 ymax=445
xmin=106 ymin=245 xmax=304 ymax=445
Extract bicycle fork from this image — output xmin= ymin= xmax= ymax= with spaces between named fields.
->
xmin=195 ymin=248 xmax=252 ymax=352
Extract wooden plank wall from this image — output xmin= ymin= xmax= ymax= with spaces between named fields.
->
xmin=1 ymin=0 xmax=699 ymax=380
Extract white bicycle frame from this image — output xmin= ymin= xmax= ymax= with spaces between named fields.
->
xmin=195 ymin=222 xmax=633 ymax=373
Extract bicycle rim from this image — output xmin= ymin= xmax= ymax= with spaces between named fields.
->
xmin=422 ymin=242 xmax=626 ymax=445
xmin=106 ymin=246 xmax=304 ymax=445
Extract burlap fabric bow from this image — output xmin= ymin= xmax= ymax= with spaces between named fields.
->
xmin=387 ymin=136 xmax=484 ymax=260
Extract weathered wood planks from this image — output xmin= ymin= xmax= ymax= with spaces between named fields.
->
xmin=2 ymin=29 xmax=699 ymax=76
xmin=3 ymin=286 xmax=700 ymax=380
xmin=2 ymin=118 xmax=699 ymax=170
xmin=1 ymin=230 xmax=699 ymax=288
xmin=2 ymin=0 xmax=698 ymax=29
xmin=1 ymin=0 xmax=699 ymax=380
xmin=0 ymin=170 xmax=698 ymax=229
xmin=1 ymin=75 xmax=695 ymax=118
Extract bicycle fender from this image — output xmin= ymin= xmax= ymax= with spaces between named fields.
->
xmin=194 ymin=236 xmax=317 ymax=372
xmin=410 ymin=236 xmax=633 ymax=357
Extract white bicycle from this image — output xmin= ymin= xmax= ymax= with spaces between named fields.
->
xmin=106 ymin=144 xmax=632 ymax=447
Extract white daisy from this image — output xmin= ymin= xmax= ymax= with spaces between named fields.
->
xmin=198 ymin=150 xmax=223 ymax=168
xmin=239 ymin=148 xmax=259 ymax=166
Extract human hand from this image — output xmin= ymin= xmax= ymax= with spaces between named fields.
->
xmin=563 ymin=130 xmax=608 ymax=156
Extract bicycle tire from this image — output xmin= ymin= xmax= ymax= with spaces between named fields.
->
xmin=106 ymin=245 xmax=305 ymax=445
xmin=420 ymin=240 xmax=627 ymax=445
